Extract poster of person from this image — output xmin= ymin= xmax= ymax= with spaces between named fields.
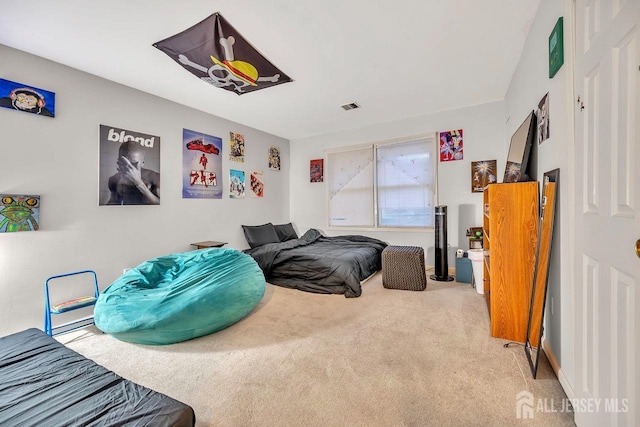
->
xmin=471 ymin=160 xmax=497 ymax=193
xmin=310 ymin=159 xmax=324 ymax=183
xmin=269 ymin=145 xmax=281 ymax=171
xmin=0 ymin=194 xmax=40 ymax=232
xmin=0 ymin=78 xmax=55 ymax=117
xmin=182 ymin=128 xmax=223 ymax=199
xmin=536 ymin=93 xmax=550 ymax=144
xmin=229 ymin=169 xmax=245 ymax=199
xmin=439 ymin=129 xmax=463 ymax=161
xmin=99 ymin=125 xmax=160 ymax=206
xmin=229 ymin=131 xmax=245 ymax=162
xmin=249 ymin=170 xmax=264 ymax=197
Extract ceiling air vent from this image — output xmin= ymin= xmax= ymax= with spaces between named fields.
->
xmin=341 ymin=102 xmax=360 ymax=111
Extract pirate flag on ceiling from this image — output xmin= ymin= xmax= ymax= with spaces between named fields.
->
xmin=153 ymin=12 xmax=292 ymax=95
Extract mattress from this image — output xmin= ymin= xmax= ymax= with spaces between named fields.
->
xmin=0 ymin=328 xmax=195 ymax=426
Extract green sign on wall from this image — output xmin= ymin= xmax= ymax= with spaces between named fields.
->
xmin=549 ymin=17 xmax=564 ymax=78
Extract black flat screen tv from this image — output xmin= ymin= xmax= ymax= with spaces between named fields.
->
xmin=503 ymin=110 xmax=537 ymax=183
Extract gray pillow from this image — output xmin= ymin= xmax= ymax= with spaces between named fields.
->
xmin=274 ymin=223 xmax=298 ymax=242
xmin=242 ymin=223 xmax=280 ymax=248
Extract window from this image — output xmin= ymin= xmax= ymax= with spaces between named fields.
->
xmin=327 ymin=135 xmax=436 ymax=229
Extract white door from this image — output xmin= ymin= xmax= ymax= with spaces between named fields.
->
xmin=573 ymin=0 xmax=640 ymax=426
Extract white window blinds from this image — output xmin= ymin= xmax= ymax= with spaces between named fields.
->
xmin=327 ymin=146 xmax=374 ymax=227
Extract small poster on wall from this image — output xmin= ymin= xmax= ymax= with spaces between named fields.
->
xmin=0 ymin=194 xmax=40 ymax=232
xmin=269 ymin=145 xmax=281 ymax=171
xmin=229 ymin=131 xmax=245 ymax=162
xmin=182 ymin=128 xmax=223 ymax=199
xmin=536 ymin=93 xmax=550 ymax=144
xmin=439 ymin=129 xmax=463 ymax=161
xmin=229 ymin=169 xmax=245 ymax=198
xmin=310 ymin=159 xmax=324 ymax=183
xmin=250 ymin=170 xmax=264 ymax=197
xmin=471 ymin=160 xmax=497 ymax=193
xmin=98 ymin=125 xmax=160 ymax=206
xmin=0 ymin=78 xmax=55 ymax=117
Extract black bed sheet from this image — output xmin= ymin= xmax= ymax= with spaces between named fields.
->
xmin=0 ymin=328 xmax=195 ymax=426
xmin=245 ymin=228 xmax=387 ymax=298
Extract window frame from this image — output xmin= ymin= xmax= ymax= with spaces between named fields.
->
xmin=325 ymin=133 xmax=438 ymax=232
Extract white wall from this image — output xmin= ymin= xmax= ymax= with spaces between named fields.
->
xmin=289 ymin=101 xmax=507 ymax=265
xmin=0 ymin=44 xmax=289 ymax=337
xmin=503 ymin=0 xmax=574 ymax=387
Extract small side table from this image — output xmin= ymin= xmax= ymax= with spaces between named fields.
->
xmin=190 ymin=240 xmax=227 ymax=250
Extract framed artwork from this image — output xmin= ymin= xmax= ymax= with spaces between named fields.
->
xmin=229 ymin=169 xmax=245 ymax=198
xmin=98 ymin=125 xmax=160 ymax=206
xmin=439 ymin=129 xmax=463 ymax=161
xmin=0 ymin=78 xmax=55 ymax=117
xmin=536 ymin=93 xmax=550 ymax=144
xmin=182 ymin=128 xmax=222 ymax=199
xmin=250 ymin=170 xmax=264 ymax=197
xmin=0 ymin=194 xmax=40 ymax=232
xmin=549 ymin=17 xmax=564 ymax=78
xmin=471 ymin=160 xmax=497 ymax=193
xmin=310 ymin=159 xmax=324 ymax=183
xmin=269 ymin=146 xmax=281 ymax=171
xmin=229 ymin=131 xmax=244 ymax=162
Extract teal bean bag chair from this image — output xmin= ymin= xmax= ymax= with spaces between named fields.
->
xmin=94 ymin=248 xmax=265 ymax=345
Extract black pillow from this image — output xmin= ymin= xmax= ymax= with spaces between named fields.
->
xmin=242 ymin=223 xmax=280 ymax=248
xmin=274 ymin=223 xmax=298 ymax=242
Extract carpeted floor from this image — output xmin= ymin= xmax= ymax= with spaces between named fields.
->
xmin=59 ymin=272 xmax=575 ymax=427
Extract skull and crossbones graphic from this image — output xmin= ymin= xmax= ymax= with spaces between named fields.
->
xmin=178 ymin=36 xmax=281 ymax=93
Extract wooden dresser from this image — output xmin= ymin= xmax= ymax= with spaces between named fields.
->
xmin=482 ymin=182 xmax=539 ymax=342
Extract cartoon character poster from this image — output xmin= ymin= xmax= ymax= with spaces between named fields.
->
xmin=471 ymin=160 xmax=497 ymax=193
xmin=229 ymin=169 xmax=245 ymax=199
xmin=0 ymin=194 xmax=40 ymax=232
xmin=249 ymin=170 xmax=264 ymax=197
xmin=439 ymin=129 xmax=463 ymax=161
xmin=99 ymin=125 xmax=161 ymax=206
xmin=182 ymin=128 xmax=223 ymax=199
xmin=269 ymin=146 xmax=281 ymax=171
xmin=310 ymin=159 xmax=323 ymax=183
xmin=153 ymin=12 xmax=292 ymax=95
xmin=229 ymin=131 xmax=244 ymax=162
xmin=0 ymin=78 xmax=55 ymax=117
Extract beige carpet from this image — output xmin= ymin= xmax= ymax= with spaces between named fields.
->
xmin=58 ymin=272 xmax=575 ymax=427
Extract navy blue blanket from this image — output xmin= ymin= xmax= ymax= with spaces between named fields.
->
xmin=0 ymin=328 xmax=195 ymax=426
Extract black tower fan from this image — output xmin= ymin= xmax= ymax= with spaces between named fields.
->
xmin=430 ymin=205 xmax=454 ymax=282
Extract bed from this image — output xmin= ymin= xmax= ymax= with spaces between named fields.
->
xmin=0 ymin=328 xmax=195 ymax=426
xmin=244 ymin=227 xmax=387 ymax=298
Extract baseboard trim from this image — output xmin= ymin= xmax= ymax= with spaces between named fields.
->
xmin=542 ymin=337 xmax=575 ymax=400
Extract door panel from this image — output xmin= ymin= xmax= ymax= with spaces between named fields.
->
xmin=574 ymin=0 xmax=639 ymax=426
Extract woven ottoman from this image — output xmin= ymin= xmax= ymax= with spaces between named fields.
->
xmin=382 ymin=246 xmax=427 ymax=291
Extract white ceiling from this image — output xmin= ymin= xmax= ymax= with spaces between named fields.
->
xmin=0 ymin=0 xmax=539 ymax=140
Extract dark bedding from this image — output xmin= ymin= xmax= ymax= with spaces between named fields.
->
xmin=0 ymin=328 xmax=195 ymax=426
xmin=245 ymin=228 xmax=387 ymax=298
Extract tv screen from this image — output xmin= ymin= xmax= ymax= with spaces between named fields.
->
xmin=504 ymin=110 xmax=537 ymax=183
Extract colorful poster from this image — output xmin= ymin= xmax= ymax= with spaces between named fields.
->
xmin=229 ymin=132 xmax=244 ymax=162
xmin=439 ymin=129 xmax=463 ymax=161
xmin=269 ymin=145 xmax=281 ymax=171
xmin=310 ymin=159 xmax=324 ymax=183
xmin=249 ymin=170 xmax=264 ymax=198
xmin=99 ymin=125 xmax=161 ymax=206
xmin=153 ymin=12 xmax=293 ymax=95
xmin=471 ymin=160 xmax=497 ymax=193
xmin=182 ymin=128 xmax=223 ymax=199
xmin=0 ymin=194 xmax=40 ymax=232
xmin=229 ymin=169 xmax=245 ymax=199
xmin=0 ymin=78 xmax=55 ymax=117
